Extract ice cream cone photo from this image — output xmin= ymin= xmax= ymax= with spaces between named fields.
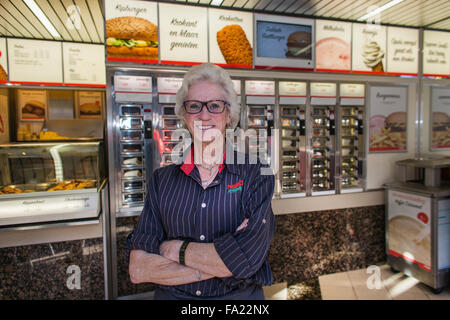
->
xmin=372 ymin=60 xmax=384 ymax=72
xmin=362 ymin=41 xmax=384 ymax=72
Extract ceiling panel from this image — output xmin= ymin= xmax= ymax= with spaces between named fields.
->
xmin=0 ymin=0 xmax=448 ymax=45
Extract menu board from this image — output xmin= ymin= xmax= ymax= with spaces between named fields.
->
xmin=423 ymin=30 xmax=450 ymax=78
xmin=254 ymin=14 xmax=314 ymax=70
xmin=315 ymin=20 xmax=351 ymax=72
xmin=245 ymin=80 xmax=275 ymax=96
xmin=159 ymin=3 xmax=208 ymax=65
xmin=430 ymin=87 xmax=450 ymax=150
xmin=208 ymin=9 xmax=253 ymax=68
xmin=369 ymin=86 xmax=408 ymax=152
xmin=279 ymin=81 xmax=307 ymax=104
xmin=8 ymin=39 xmax=63 ymax=85
xmin=310 ymin=82 xmax=336 ymax=105
xmin=340 ymin=83 xmax=365 ymax=105
xmin=78 ymin=91 xmax=103 ymax=119
xmin=352 ymin=23 xmax=387 ymax=74
xmin=17 ymin=89 xmax=47 ymax=121
xmin=386 ymin=27 xmax=419 ymax=76
xmin=63 ymin=43 xmax=106 ymax=87
xmin=0 ymin=38 xmax=7 ymax=83
xmin=104 ymin=0 xmax=158 ymax=63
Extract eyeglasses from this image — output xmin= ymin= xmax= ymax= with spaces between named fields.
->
xmin=183 ymin=100 xmax=229 ymax=114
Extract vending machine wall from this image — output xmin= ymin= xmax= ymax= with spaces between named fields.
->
xmin=338 ymin=83 xmax=366 ymax=193
xmin=278 ymin=81 xmax=307 ymax=198
xmin=244 ymin=80 xmax=276 ymax=169
xmin=309 ymin=83 xmax=337 ymax=196
xmin=157 ymin=77 xmax=186 ymax=167
xmin=108 ymin=71 xmax=156 ymax=216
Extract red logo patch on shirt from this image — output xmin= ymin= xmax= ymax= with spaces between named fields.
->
xmin=227 ymin=180 xmax=243 ymax=193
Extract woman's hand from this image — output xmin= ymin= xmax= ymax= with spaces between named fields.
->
xmin=159 ymin=240 xmax=183 ymax=263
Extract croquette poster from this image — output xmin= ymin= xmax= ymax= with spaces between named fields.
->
xmin=105 ymin=0 xmax=158 ymax=63
xmin=17 ymin=89 xmax=47 ymax=121
xmin=0 ymin=38 xmax=7 ymax=83
xmin=369 ymin=86 xmax=408 ymax=152
xmin=208 ymin=9 xmax=253 ymax=68
xmin=159 ymin=3 xmax=208 ymax=65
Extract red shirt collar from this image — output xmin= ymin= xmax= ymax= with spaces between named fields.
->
xmin=180 ymin=146 xmax=226 ymax=175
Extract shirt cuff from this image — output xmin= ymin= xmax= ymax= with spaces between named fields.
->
xmin=125 ymin=231 xmax=161 ymax=264
xmin=213 ymin=233 xmax=253 ymax=280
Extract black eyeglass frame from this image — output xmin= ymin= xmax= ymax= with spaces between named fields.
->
xmin=183 ymin=100 xmax=229 ymax=114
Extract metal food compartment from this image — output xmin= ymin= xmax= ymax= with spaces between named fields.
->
xmin=0 ymin=141 xmax=106 ymax=226
xmin=385 ymin=155 xmax=450 ymax=293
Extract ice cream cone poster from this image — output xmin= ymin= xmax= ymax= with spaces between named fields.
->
xmin=386 ymin=27 xmax=419 ymax=76
xmin=17 ymin=89 xmax=47 ymax=121
xmin=387 ymin=190 xmax=431 ymax=272
xmin=430 ymin=87 xmax=450 ymax=150
xmin=208 ymin=8 xmax=253 ymax=68
xmin=352 ymin=23 xmax=387 ymax=74
xmin=315 ymin=20 xmax=351 ymax=73
xmin=0 ymin=38 xmax=8 ymax=83
xmin=105 ymin=0 xmax=158 ymax=63
xmin=159 ymin=3 xmax=208 ymax=65
xmin=423 ymin=30 xmax=450 ymax=78
xmin=369 ymin=86 xmax=407 ymax=152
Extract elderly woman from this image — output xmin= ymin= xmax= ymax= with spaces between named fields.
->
xmin=126 ymin=63 xmax=275 ymax=300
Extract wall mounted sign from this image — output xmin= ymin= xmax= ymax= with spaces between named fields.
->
xmin=386 ymin=26 xmax=419 ymax=76
xmin=369 ymin=86 xmax=408 ymax=152
xmin=105 ymin=0 xmax=159 ymax=64
xmin=0 ymin=38 xmax=7 ymax=83
xmin=254 ymin=13 xmax=314 ymax=70
xmin=315 ymin=20 xmax=351 ymax=73
xmin=208 ymin=8 xmax=253 ymax=68
xmin=159 ymin=3 xmax=208 ymax=65
xmin=423 ymin=30 xmax=450 ymax=78
xmin=352 ymin=23 xmax=387 ymax=75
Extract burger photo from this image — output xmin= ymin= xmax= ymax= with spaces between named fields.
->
xmin=22 ymin=100 xmax=45 ymax=119
xmin=432 ymin=112 xmax=450 ymax=147
xmin=106 ymin=16 xmax=158 ymax=60
xmin=285 ymin=31 xmax=312 ymax=59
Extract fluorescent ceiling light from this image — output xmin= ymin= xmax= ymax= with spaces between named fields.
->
xmin=210 ymin=0 xmax=224 ymax=6
xmin=23 ymin=0 xmax=61 ymax=38
xmin=357 ymin=0 xmax=405 ymax=21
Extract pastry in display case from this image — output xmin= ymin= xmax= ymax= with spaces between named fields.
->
xmin=0 ymin=141 xmax=106 ymax=226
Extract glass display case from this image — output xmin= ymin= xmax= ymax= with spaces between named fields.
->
xmin=0 ymin=141 xmax=106 ymax=226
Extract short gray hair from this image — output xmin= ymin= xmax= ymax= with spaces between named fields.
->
xmin=175 ymin=63 xmax=240 ymax=129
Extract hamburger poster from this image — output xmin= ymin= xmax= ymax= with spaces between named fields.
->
xmin=369 ymin=86 xmax=408 ymax=152
xmin=208 ymin=9 xmax=253 ymax=68
xmin=352 ymin=23 xmax=387 ymax=75
xmin=17 ymin=89 xmax=47 ymax=121
xmin=105 ymin=0 xmax=158 ymax=63
xmin=315 ymin=20 xmax=351 ymax=73
xmin=0 ymin=38 xmax=7 ymax=83
xmin=430 ymin=87 xmax=450 ymax=150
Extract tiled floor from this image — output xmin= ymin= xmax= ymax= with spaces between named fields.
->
xmin=319 ymin=264 xmax=450 ymax=300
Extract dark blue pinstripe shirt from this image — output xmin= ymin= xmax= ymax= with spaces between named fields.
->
xmin=126 ymin=148 xmax=276 ymax=298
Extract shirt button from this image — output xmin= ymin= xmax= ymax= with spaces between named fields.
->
xmin=201 ymin=203 xmax=206 ymax=208
xmin=196 ymin=290 xmax=201 ymax=296
xmin=200 ymin=235 xmax=205 ymax=241
xmin=262 ymin=219 xmax=266 ymax=224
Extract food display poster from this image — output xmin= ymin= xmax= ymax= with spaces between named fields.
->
xmin=159 ymin=3 xmax=208 ymax=65
xmin=352 ymin=23 xmax=387 ymax=74
xmin=63 ymin=43 xmax=106 ymax=87
xmin=254 ymin=14 xmax=314 ymax=70
xmin=369 ymin=86 xmax=407 ymax=152
xmin=423 ymin=30 xmax=450 ymax=78
xmin=7 ymin=39 xmax=63 ymax=85
xmin=386 ymin=27 xmax=419 ymax=76
xmin=78 ymin=91 xmax=103 ymax=119
xmin=208 ymin=9 xmax=253 ymax=68
xmin=105 ymin=0 xmax=158 ymax=63
xmin=0 ymin=89 xmax=9 ymax=143
xmin=388 ymin=190 xmax=431 ymax=272
xmin=315 ymin=20 xmax=351 ymax=72
xmin=17 ymin=89 xmax=47 ymax=121
xmin=0 ymin=38 xmax=8 ymax=83
xmin=430 ymin=87 xmax=450 ymax=150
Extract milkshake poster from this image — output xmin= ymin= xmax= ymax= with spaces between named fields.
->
xmin=315 ymin=20 xmax=351 ymax=72
xmin=352 ymin=23 xmax=387 ymax=74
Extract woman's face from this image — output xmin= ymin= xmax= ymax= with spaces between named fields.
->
xmin=184 ymin=80 xmax=231 ymax=145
